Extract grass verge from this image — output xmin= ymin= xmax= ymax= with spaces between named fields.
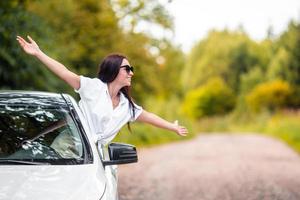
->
xmin=196 ymin=110 xmax=300 ymax=153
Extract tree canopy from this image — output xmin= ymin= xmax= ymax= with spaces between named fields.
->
xmin=1 ymin=1 xmax=299 ymax=118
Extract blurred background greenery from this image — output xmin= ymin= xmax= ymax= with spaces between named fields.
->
xmin=1 ymin=0 xmax=299 ymax=152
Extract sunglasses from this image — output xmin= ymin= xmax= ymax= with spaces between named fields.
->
xmin=120 ymin=65 xmax=134 ymax=73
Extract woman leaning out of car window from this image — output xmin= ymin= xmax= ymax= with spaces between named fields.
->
xmin=16 ymin=35 xmax=188 ymax=145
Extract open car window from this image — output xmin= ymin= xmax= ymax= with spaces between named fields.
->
xmin=0 ymin=105 xmax=85 ymax=165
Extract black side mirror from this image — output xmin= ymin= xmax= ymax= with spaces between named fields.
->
xmin=103 ymin=143 xmax=138 ymax=166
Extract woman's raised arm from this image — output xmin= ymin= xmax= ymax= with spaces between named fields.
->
xmin=16 ymin=35 xmax=80 ymax=90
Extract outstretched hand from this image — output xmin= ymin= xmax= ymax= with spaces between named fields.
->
xmin=173 ymin=120 xmax=188 ymax=137
xmin=16 ymin=35 xmax=41 ymax=56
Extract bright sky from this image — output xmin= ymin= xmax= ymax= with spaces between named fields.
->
xmin=163 ymin=0 xmax=300 ymax=52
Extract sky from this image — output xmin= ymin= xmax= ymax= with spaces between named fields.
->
xmin=162 ymin=0 xmax=300 ymax=52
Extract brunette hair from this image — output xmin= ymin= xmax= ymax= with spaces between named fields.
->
xmin=97 ymin=54 xmax=136 ymax=122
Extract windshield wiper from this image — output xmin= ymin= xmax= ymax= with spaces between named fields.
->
xmin=0 ymin=159 xmax=50 ymax=165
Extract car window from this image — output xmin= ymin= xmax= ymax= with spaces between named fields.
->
xmin=0 ymin=105 xmax=85 ymax=164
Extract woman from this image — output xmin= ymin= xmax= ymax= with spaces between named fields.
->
xmin=16 ymin=35 xmax=188 ymax=144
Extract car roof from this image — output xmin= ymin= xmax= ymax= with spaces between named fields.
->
xmin=0 ymin=91 xmax=70 ymax=108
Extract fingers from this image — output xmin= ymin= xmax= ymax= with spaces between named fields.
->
xmin=178 ymin=126 xmax=188 ymax=136
xmin=173 ymin=120 xmax=188 ymax=136
xmin=179 ymin=132 xmax=187 ymax=137
xmin=27 ymin=35 xmax=35 ymax=44
xmin=16 ymin=35 xmax=34 ymax=45
xmin=16 ymin=35 xmax=26 ymax=42
xmin=16 ymin=35 xmax=28 ymax=47
xmin=16 ymin=35 xmax=24 ymax=40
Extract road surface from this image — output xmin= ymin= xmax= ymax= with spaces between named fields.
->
xmin=118 ymin=134 xmax=300 ymax=200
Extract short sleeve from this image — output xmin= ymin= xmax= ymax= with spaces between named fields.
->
xmin=130 ymin=103 xmax=143 ymax=122
xmin=75 ymin=76 xmax=105 ymax=100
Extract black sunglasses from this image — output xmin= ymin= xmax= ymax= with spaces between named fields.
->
xmin=120 ymin=65 xmax=134 ymax=73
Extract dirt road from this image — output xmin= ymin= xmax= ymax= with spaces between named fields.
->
xmin=118 ymin=134 xmax=300 ymax=200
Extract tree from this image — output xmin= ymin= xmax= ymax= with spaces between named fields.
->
xmin=270 ymin=20 xmax=300 ymax=107
xmin=246 ymin=80 xmax=292 ymax=112
xmin=182 ymin=77 xmax=235 ymax=118
xmin=181 ymin=30 xmax=270 ymax=93
xmin=240 ymin=66 xmax=265 ymax=94
xmin=26 ymin=0 xmax=176 ymax=103
xmin=276 ymin=21 xmax=300 ymax=85
xmin=110 ymin=0 xmax=173 ymax=32
xmin=267 ymin=48 xmax=290 ymax=81
xmin=28 ymin=0 xmax=122 ymax=75
xmin=0 ymin=0 xmax=65 ymax=91
xmin=148 ymin=39 xmax=185 ymax=98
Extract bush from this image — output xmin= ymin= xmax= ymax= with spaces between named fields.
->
xmin=246 ymin=80 xmax=292 ymax=112
xmin=182 ymin=77 xmax=236 ymax=118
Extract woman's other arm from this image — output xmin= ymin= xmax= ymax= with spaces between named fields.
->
xmin=16 ymin=35 xmax=80 ymax=90
xmin=136 ymin=110 xmax=188 ymax=136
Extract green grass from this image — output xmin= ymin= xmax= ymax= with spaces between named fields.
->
xmin=265 ymin=112 xmax=300 ymax=152
xmin=196 ymin=110 xmax=300 ymax=153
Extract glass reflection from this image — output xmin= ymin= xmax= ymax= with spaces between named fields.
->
xmin=0 ymin=105 xmax=84 ymax=163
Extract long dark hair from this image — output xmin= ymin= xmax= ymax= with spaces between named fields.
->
xmin=97 ymin=54 xmax=136 ymax=123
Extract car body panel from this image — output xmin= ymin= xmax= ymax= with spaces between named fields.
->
xmin=64 ymin=93 xmax=119 ymax=199
xmin=0 ymin=165 xmax=106 ymax=200
xmin=0 ymin=91 xmax=123 ymax=200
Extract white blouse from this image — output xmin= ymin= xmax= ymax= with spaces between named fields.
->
xmin=75 ymin=76 xmax=143 ymax=144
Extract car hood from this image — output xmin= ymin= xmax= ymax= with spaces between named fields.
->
xmin=0 ymin=164 xmax=106 ymax=200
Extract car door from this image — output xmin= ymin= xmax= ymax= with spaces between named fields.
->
xmin=65 ymin=94 xmax=119 ymax=199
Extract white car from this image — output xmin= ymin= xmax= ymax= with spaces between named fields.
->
xmin=0 ymin=91 xmax=138 ymax=200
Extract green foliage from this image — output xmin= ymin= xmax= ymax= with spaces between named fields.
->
xmin=26 ymin=0 xmax=178 ymax=103
xmin=182 ymin=22 xmax=299 ymax=117
xmin=182 ymin=77 xmax=235 ymax=118
xmin=111 ymin=0 xmax=173 ymax=32
xmin=182 ymin=30 xmax=270 ymax=92
xmin=28 ymin=0 xmax=121 ymax=74
xmin=196 ymin=110 xmax=300 ymax=154
xmin=267 ymin=48 xmax=290 ymax=81
xmin=1 ymin=0 xmax=177 ymax=101
xmin=0 ymin=0 xmax=66 ymax=92
xmin=246 ymin=80 xmax=292 ymax=112
xmin=240 ymin=66 xmax=265 ymax=94
xmin=233 ymin=66 xmax=265 ymax=114
xmin=184 ymin=21 xmax=300 ymax=154
xmin=265 ymin=112 xmax=300 ymax=152
xmin=276 ymin=21 xmax=300 ymax=85
xmin=150 ymin=39 xmax=186 ymax=98
xmin=271 ymin=21 xmax=300 ymax=106
xmin=114 ymin=32 xmax=159 ymax=102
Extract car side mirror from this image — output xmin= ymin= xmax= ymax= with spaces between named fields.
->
xmin=103 ymin=143 xmax=138 ymax=166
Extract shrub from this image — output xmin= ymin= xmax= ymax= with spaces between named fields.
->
xmin=182 ymin=77 xmax=235 ymax=118
xmin=246 ymin=80 xmax=292 ymax=112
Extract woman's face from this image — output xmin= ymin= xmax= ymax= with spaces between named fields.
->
xmin=114 ymin=58 xmax=134 ymax=87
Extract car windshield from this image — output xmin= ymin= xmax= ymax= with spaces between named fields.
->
xmin=0 ymin=105 xmax=85 ymax=165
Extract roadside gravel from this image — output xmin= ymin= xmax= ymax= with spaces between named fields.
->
xmin=118 ymin=134 xmax=300 ymax=200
